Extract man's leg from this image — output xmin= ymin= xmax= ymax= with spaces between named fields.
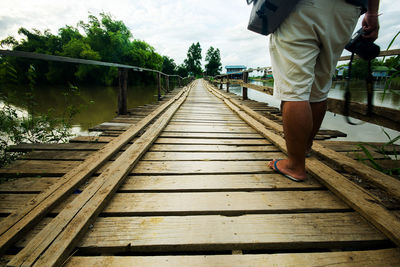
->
xmin=307 ymin=100 xmax=327 ymax=153
xmin=269 ymin=100 xmax=311 ymax=180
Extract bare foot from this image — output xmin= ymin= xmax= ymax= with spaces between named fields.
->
xmin=268 ymin=159 xmax=307 ymax=181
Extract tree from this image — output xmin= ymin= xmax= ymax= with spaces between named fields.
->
xmin=176 ymin=64 xmax=188 ymax=78
xmin=205 ymin=46 xmax=222 ymax=76
xmin=184 ymin=42 xmax=202 ymax=76
xmin=162 ymin=56 xmax=177 ymax=75
xmin=0 ymin=13 xmax=167 ymax=85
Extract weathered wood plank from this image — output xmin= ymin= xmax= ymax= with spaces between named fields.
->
xmin=65 ymin=249 xmax=400 ymax=267
xmin=164 ymin=125 xmax=257 ymax=133
xmin=131 ymin=161 xmax=272 ymax=175
xmin=1 ymin=191 xmax=346 ymax=215
xmin=8 ymin=143 xmax=104 ymax=152
xmin=0 ymin=174 xmax=322 ymax=193
xmin=121 ymin=174 xmax=321 ymax=191
xmin=154 ymin=138 xmax=270 ymax=145
xmin=142 ymin=151 xmax=285 ymax=161
xmin=160 ymin=132 xmax=262 ymax=139
xmin=8 ymin=83 xmax=192 ymax=266
xmin=11 ymin=214 xmax=387 ymax=251
xmin=0 ymin=178 xmax=58 ymax=193
xmin=206 ymin=82 xmax=400 ymax=246
xmin=74 ymin=213 xmax=387 ymax=252
xmin=150 ymin=145 xmax=278 ymax=152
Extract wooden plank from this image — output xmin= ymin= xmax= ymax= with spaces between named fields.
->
xmin=0 ymin=160 xmax=81 ymax=176
xmin=0 ymin=178 xmax=57 ymax=193
xmin=20 ymin=151 xmax=94 ymax=161
xmin=154 ymin=138 xmax=270 ymax=145
xmin=8 ymin=143 xmax=104 ymax=152
xmin=206 ymin=81 xmax=400 ymax=246
xmin=7 ymin=83 xmax=192 ymax=266
xmin=131 ymin=161 xmax=272 ymax=175
xmin=1 ymin=191 xmax=348 ymax=215
xmin=74 ymin=213 xmax=387 ymax=252
xmin=168 ymin=121 xmax=247 ymax=126
xmin=160 ymin=132 xmax=262 ymax=139
xmin=0 ymin=174 xmax=322 ymax=193
xmin=0 ymin=86 xmax=188 ymax=255
xmin=206 ymin=82 xmax=400 ymax=200
xmin=121 ymin=174 xmax=322 ymax=191
xmin=150 ymin=145 xmax=278 ymax=152
xmin=164 ymin=125 xmax=257 ymax=133
xmin=65 ymin=249 xmax=400 ymax=267
xmin=10 ymin=214 xmax=387 ymax=251
xmin=142 ymin=151 xmax=285 ymax=161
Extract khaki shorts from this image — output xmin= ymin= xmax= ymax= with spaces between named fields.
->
xmin=269 ymin=0 xmax=360 ymax=102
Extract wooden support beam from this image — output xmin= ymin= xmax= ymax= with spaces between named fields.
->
xmin=226 ymin=76 xmax=230 ymax=93
xmin=64 ymin=249 xmax=400 ymax=266
xmin=8 ymin=82 xmax=193 ymax=267
xmin=157 ymin=73 xmax=162 ymax=101
xmin=242 ymin=72 xmax=248 ymax=100
xmin=205 ymin=80 xmax=400 ymax=247
xmin=166 ymin=76 xmax=170 ymax=92
xmin=118 ymin=68 xmax=128 ymax=115
xmin=0 ymin=85 xmax=188 ymax=255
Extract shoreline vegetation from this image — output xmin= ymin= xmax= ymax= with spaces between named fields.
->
xmin=0 ymin=13 xmax=224 ymax=170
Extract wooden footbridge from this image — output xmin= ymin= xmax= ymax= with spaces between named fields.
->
xmin=0 ymin=79 xmax=399 ymax=266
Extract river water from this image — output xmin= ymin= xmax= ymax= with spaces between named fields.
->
xmin=228 ymin=80 xmax=400 ymax=144
xmin=1 ymin=80 xmax=399 ymax=143
xmin=1 ymin=83 xmax=161 ymax=136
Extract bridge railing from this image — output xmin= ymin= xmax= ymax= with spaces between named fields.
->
xmin=0 ymin=49 xmax=192 ymax=115
xmin=208 ymin=49 xmax=400 ymax=131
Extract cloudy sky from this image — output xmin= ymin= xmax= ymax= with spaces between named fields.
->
xmin=1 ymin=0 xmax=399 ymax=71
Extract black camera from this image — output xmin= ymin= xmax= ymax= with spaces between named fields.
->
xmin=345 ymin=28 xmax=380 ymax=60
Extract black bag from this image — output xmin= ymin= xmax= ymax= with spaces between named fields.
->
xmin=247 ymin=0 xmax=300 ymax=36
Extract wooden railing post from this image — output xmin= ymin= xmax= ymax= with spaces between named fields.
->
xmin=226 ymin=75 xmax=230 ymax=93
xmin=219 ymin=79 xmax=223 ymax=89
xmin=118 ymin=68 xmax=128 ymax=115
xmin=157 ymin=72 xmax=162 ymax=101
xmin=166 ymin=75 xmax=170 ymax=92
xmin=242 ymin=72 xmax=248 ymax=100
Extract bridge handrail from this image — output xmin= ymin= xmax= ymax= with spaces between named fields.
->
xmin=0 ymin=49 xmax=191 ymax=114
xmin=0 ymin=49 xmax=186 ymax=79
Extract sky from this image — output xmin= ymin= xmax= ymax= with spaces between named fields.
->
xmin=0 ymin=0 xmax=399 ymax=72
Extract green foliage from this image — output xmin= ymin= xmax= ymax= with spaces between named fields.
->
xmin=176 ymin=64 xmax=189 ymax=78
xmin=205 ymin=46 xmax=222 ymax=76
xmin=357 ymin=130 xmax=400 ymax=176
xmin=184 ymin=42 xmax=202 ymax=76
xmin=0 ymin=13 xmax=165 ymax=85
xmin=162 ymin=56 xmax=177 ymax=75
xmin=0 ymin=64 xmax=80 ymax=168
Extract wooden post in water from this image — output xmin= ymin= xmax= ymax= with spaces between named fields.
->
xmin=157 ymin=72 xmax=162 ymax=101
xmin=118 ymin=68 xmax=128 ymax=115
xmin=219 ymin=79 xmax=223 ymax=89
xmin=242 ymin=71 xmax=248 ymax=100
xmin=166 ymin=75 xmax=170 ymax=92
xmin=226 ymin=75 xmax=230 ymax=93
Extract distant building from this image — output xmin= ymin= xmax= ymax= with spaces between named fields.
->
xmin=372 ymin=66 xmax=397 ymax=80
xmin=225 ymin=65 xmax=246 ymax=79
xmin=336 ymin=66 xmax=349 ymax=80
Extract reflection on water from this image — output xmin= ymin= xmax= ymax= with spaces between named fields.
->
xmin=225 ymin=81 xmax=399 ymax=143
xmin=250 ymin=79 xmax=400 ymax=109
xmin=329 ymin=81 xmax=400 ymax=109
xmin=2 ymin=83 xmax=160 ymax=134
